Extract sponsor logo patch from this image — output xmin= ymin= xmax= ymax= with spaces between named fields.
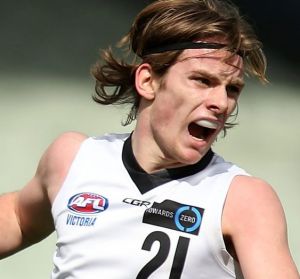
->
xmin=67 ymin=192 xmax=109 ymax=214
xmin=143 ymin=200 xmax=204 ymax=235
xmin=123 ymin=198 xmax=151 ymax=207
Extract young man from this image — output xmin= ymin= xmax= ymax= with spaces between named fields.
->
xmin=0 ymin=0 xmax=299 ymax=278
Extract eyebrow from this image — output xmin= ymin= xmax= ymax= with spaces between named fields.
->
xmin=189 ymin=69 xmax=245 ymax=88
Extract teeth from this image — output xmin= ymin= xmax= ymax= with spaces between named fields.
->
xmin=195 ymin=120 xmax=218 ymax=129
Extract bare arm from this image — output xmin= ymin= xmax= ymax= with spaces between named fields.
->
xmin=0 ymin=192 xmax=30 ymax=258
xmin=0 ymin=132 xmax=87 ymax=259
xmin=223 ymin=175 xmax=299 ymax=279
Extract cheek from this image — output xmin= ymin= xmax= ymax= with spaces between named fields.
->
xmin=152 ymin=90 xmax=184 ymax=123
xmin=151 ymin=101 xmax=175 ymax=127
xmin=227 ymin=99 xmax=238 ymax=116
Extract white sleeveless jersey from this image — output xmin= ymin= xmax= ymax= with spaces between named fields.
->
xmin=51 ymin=133 xmax=248 ymax=279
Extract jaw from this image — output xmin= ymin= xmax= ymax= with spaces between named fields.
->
xmin=167 ymin=122 xmax=220 ymax=165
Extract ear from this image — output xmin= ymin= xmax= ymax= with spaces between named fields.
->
xmin=135 ymin=63 xmax=156 ymax=101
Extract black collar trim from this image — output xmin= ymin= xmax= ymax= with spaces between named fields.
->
xmin=122 ymin=134 xmax=214 ymax=194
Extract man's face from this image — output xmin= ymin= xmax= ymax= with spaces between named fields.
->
xmin=147 ymin=48 xmax=244 ymax=167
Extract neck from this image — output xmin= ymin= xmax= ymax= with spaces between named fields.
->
xmin=131 ymin=128 xmax=186 ymax=173
xmin=131 ymin=101 xmax=188 ymax=173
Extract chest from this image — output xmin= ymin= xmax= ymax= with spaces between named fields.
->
xmin=53 ymin=175 xmax=226 ymax=278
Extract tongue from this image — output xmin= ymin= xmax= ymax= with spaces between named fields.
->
xmin=188 ymin=122 xmax=205 ymax=139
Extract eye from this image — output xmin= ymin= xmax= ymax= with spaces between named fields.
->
xmin=191 ymin=76 xmax=211 ymax=86
xmin=198 ymin=77 xmax=210 ymax=85
xmin=226 ymin=85 xmax=242 ymax=97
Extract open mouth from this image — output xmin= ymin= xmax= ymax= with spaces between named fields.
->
xmin=188 ymin=120 xmax=218 ymax=140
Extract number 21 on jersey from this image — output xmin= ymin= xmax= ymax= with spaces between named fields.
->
xmin=137 ymin=231 xmax=190 ymax=279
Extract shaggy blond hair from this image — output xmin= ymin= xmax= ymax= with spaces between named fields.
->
xmin=92 ymin=0 xmax=267 ymax=125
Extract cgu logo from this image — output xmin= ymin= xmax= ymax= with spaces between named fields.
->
xmin=68 ymin=192 xmax=109 ymax=214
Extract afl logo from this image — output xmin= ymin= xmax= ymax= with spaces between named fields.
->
xmin=68 ymin=192 xmax=109 ymax=214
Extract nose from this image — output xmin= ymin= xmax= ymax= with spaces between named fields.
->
xmin=206 ymin=86 xmax=229 ymax=114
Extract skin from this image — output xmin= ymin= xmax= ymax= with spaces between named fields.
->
xmin=133 ymin=48 xmax=244 ymax=172
xmin=0 ymin=47 xmax=299 ymax=278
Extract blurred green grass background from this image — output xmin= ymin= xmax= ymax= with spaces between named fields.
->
xmin=0 ymin=0 xmax=299 ymax=277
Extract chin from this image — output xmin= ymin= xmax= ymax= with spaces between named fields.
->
xmin=178 ymin=149 xmax=207 ymax=166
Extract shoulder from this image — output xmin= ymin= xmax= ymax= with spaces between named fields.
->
xmin=222 ymin=176 xmax=299 ymax=277
xmin=222 ymin=175 xmax=292 ymax=273
xmin=227 ymin=175 xmax=283 ymax=216
xmin=222 ymin=175 xmax=287 ymax=250
xmin=223 ymin=175 xmax=285 ymax=234
xmin=46 ymin=131 xmax=87 ymax=155
xmin=13 ymin=132 xmax=88 ymax=242
xmin=39 ymin=131 xmax=87 ymax=169
xmin=36 ymin=131 xmax=88 ymax=202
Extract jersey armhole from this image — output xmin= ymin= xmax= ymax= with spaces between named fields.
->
xmin=207 ymin=167 xmax=249 ymax=278
xmin=51 ymin=137 xmax=92 ymax=222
